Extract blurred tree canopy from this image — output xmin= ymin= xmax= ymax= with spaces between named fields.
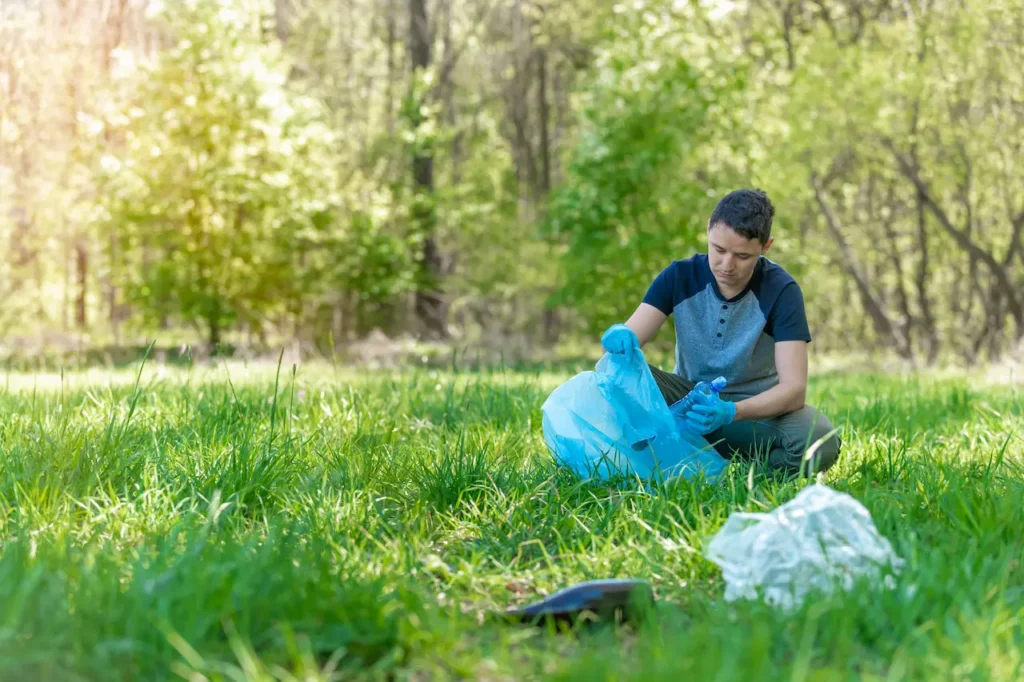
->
xmin=0 ymin=0 xmax=1021 ymax=364
xmin=92 ymin=1 xmax=341 ymax=346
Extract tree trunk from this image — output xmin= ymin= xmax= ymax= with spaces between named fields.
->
xmin=888 ymin=141 xmax=1024 ymax=333
xmin=543 ymin=307 xmax=560 ymax=345
xmin=538 ymin=42 xmax=564 ymax=348
xmin=386 ymin=0 xmax=397 ymax=134
xmin=101 ymin=1 xmax=129 ymax=347
xmin=551 ymin=60 xmax=568 ymax=188
xmin=63 ymin=239 xmax=71 ymax=331
xmin=208 ymin=296 xmax=223 ymax=348
xmin=914 ymin=188 xmax=939 ymax=363
xmin=536 ymin=47 xmax=551 ymax=196
xmin=209 ymin=316 xmax=221 ymax=348
xmin=880 ymin=209 xmax=913 ymax=356
xmin=536 ymin=44 xmax=559 ymax=346
xmin=442 ymin=0 xmax=460 ymax=180
xmin=409 ymin=0 xmax=446 ymax=338
xmin=811 ymin=174 xmax=912 ymax=359
xmin=76 ymin=243 xmax=87 ymax=328
xmin=108 ymin=233 xmax=120 ymax=347
xmin=509 ymin=0 xmax=538 ymax=215
xmin=274 ymin=0 xmax=291 ymax=42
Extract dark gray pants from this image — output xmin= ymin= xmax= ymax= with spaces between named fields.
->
xmin=649 ymin=366 xmax=842 ymax=477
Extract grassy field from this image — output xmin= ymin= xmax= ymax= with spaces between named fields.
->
xmin=0 ymin=357 xmax=1021 ymax=681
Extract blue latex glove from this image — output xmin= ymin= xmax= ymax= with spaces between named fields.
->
xmin=681 ymin=393 xmax=737 ymax=435
xmin=601 ymin=323 xmax=639 ymax=355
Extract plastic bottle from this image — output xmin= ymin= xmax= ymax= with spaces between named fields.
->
xmin=671 ymin=376 xmax=727 ymax=414
xmin=671 ymin=376 xmax=728 ymax=436
xmin=702 ymin=376 xmax=728 ymax=394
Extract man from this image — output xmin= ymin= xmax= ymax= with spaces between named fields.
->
xmin=602 ymin=188 xmax=841 ymax=477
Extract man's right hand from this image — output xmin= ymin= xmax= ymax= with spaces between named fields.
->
xmin=601 ymin=324 xmax=640 ymax=355
xmin=680 ymin=393 xmax=737 ymax=434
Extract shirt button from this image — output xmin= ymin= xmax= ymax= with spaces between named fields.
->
xmin=717 ymin=333 xmax=723 ymax=338
xmin=720 ymin=318 xmax=725 ymax=324
xmin=722 ymin=305 xmax=728 ymax=310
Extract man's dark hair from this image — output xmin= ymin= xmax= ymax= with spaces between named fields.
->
xmin=708 ymin=188 xmax=775 ymax=243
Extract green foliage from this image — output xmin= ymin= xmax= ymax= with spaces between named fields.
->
xmin=4 ymin=0 xmax=1024 ymax=359
xmin=0 ymin=363 xmax=1021 ymax=678
xmin=542 ymin=0 xmax=748 ymax=335
xmin=87 ymin=0 xmax=419 ymax=345
xmin=541 ymin=0 xmax=1024 ymax=360
xmin=90 ymin=0 xmax=340 ymax=344
xmin=731 ymin=0 xmax=1024 ymax=361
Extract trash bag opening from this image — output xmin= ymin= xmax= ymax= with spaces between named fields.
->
xmin=541 ymin=326 xmax=730 ymax=485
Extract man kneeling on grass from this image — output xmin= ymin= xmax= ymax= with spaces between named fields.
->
xmin=603 ymin=188 xmax=841 ymax=477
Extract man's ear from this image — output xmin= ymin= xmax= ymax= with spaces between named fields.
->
xmin=761 ymin=236 xmax=774 ymax=255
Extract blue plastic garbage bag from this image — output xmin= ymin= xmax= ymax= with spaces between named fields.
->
xmin=541 ymin=326 xmax=729 ymax=484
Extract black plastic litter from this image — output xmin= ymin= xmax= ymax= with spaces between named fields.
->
xmin=501 ymin=578 xmax=655 ymax=626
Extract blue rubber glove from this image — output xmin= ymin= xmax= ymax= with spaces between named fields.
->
xmin=601 ymin=324 xmax=639 ymax=355
xmin=681 ymin=393 xmax=737 ymax=435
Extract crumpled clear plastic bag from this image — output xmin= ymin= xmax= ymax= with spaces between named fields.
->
xmin=541 ymin=331 xmax=729 ymax=484
xmin=704 ymin=484 xmax=904 ymax=610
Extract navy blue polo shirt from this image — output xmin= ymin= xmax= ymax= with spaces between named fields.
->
xmin=642 ymin=254 xmax=811 ymax=398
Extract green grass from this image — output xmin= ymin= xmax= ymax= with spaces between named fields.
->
xmin=0 ymin=357 xmax=1021 ymax=681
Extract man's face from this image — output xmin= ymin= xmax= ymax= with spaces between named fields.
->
xmin=707 ymin=222 xmax=772 ymax=291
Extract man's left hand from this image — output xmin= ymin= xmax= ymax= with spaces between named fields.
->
xmin=682 ymin=395 xmax=737 ymax=434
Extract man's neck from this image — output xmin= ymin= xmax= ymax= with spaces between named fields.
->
xmin=717 ymin=277 xmax=750 ymax=300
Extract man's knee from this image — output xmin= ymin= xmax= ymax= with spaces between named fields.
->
xmin=804 ymin=412 xmax=842 ymax=475
xmin=773 ymin=406 xmax=842 ymax=476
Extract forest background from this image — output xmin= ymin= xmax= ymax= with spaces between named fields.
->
xmin=2 ymin=0 xmax=1022 ymax=372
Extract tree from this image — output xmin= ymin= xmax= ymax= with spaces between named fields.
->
xmin=741 ymin=0 xmax=1024 ymax=363
xmin=542 ymin=0 xmax=747 ymax=338
xmin=407 ymin=0 xmax=447 ymax=339
xmin=92 ymin=0 xmax=338 ymax=348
